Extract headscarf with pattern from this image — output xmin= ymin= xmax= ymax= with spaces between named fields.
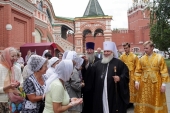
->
xmin=27 ymin=55 xmax=47 ymax=72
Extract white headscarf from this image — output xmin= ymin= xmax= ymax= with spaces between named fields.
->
xmin=42 ymin=50 xmax=49 ymax=58
xmin=65 ymin=51 xmax=84 ymax=69
xmin=27 ymin=55 xmax=47 ymax=72
xmin=44 ymin=60 xmax=73 ymax=94
xmin=48 ymin=57 xmax=59 ymax=68
xmin=62 ymin=50 xmax=70 ymax=60
xmin=65 ymin=51 xmax=77 ymax=60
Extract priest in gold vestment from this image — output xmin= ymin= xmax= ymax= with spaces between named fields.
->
xmin=120 ymin=43 xmax=139 ymax=106
xmin=134 ymin=41 xmax=170 ymax=113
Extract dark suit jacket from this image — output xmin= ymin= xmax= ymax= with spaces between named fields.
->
xmin=95 ymin=52 xmax=103 ymax=59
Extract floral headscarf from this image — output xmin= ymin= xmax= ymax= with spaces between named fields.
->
xmin=0 ymin=47 xmax=17 ymax=83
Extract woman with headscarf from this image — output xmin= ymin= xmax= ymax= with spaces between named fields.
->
xmin=25 ymin=50 xmax=31 ymax=64
xmin=65 ymin=51 xmax=84 ymax=113
xmin=62 ymin=50 xmax=70 ymax=60
xmin=22 ymin=55 xmax=48 ymax=113
xmin=43 ymin=60 xmax=83 ymax=113
xmin=45 ymin=57 xmax=60 ymax=78
xmin=0 ymin=47 xmax=23 ymax=113
xmin=42 ymin=50 xmax=49 ymax=58
xmin=22 ymin=53 xmax=34 ymax=82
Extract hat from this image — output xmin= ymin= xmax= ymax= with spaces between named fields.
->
xmin=48 ymin=57 xmax=59 ymax=68
xmin=27 ymin=55 xmax=47 ymax=72
xmin=103 ymin=41 xmax=118 ymax=58
xmin=86 ymin=42 xmax=95 ymax=50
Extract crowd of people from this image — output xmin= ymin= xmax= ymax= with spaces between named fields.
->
xmin=0 ymin=40 xmax=169 ymax=113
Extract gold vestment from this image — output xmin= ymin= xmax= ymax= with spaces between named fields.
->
xmin=134 ymin=53 xmax=170 ymax=113
xmin=120 ymin=52 xmax=138 ymax=103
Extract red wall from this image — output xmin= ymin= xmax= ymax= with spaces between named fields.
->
xmin=0 ymin=4 xmax=35 ymax=50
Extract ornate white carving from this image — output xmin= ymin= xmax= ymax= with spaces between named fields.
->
xmin=10 ymin=0 xmax=36 ymax=16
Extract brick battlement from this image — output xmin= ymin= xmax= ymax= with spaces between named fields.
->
xmin=112 ymin=30 xmax=134 ymax=34
xmin=127 ymin=3 xmax=148 ymax=14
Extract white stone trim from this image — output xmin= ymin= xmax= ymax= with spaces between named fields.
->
xmin=11 ymin=0 xmax=36 ymax=16
xmin=41 ymin=38 xmax=47 ymax=40
xmin=35 ymin=18 xmax=48 ymax=28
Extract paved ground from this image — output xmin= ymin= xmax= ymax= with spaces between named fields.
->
xmin=127 ymin=83 xmax=170 ymax=113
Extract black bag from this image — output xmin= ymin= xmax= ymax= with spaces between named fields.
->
xmin=38 ymin=100 xmax=45 ymax=113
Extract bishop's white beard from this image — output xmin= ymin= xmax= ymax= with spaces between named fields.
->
xmin=101 ymin=53 xmax=114 ymax=64
xmin=86 ymin=53 xmax=95 ymax=64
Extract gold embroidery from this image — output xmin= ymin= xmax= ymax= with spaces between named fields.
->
xmin=134 ymin=103 xmax=167 ymax=111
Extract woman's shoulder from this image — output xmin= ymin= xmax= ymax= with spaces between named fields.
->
xmin=50 ymin=79 xmax=63 ymax=88
xmin=0 ymin=64 xmax=6 ymax=69
xmin=0 ymin=64 xmax=9 ymax=73
xmin=25 ymin=74 xmax=34 ymax=82
xmin=51 ymin=78 xmax=60 ymax=84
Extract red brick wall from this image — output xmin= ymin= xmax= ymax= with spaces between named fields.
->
xmin=128 ymin=9 xmax=150 ymax=44
xmin=85 ymin=36 xmax=104 ymax=50
xmin=0 ymin=4 xmax=35 ymax=50
xmin=0 ymin=6 xmax=4 ymax=50
xmin=11 ymin=9 xmax=34 ymax=49
xmin=112 ymin=30 xmax=134 ymax=46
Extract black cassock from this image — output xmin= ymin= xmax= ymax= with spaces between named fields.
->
xmin=81 ymin=57 xmax=100 ymax=113
xmin=92 ymin=58 xmax=129 ymax=113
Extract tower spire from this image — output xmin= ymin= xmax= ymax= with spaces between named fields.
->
xmin=83 ymin=0 xmax=105 ymax=17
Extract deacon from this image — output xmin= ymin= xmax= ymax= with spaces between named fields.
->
xmin=120 ymin=42 xmax=139 ymax=108
xmin=134 ymin=41 xmax=170 ymax=113
xmin=81 ymin=42 xmax=100 ymax=113
xmin=92 ymin=41 xmax=129 ymax=113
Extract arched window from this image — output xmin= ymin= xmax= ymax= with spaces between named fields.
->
xmin=94 ymin=28 xmax=104 ymax=37
xmin=46 ymin=9 xmax=52 ymax=23
xmin=35 ymin=29 xmax=41 ymax=43
xmin=83 ymin=29 xmax=92 ymax=38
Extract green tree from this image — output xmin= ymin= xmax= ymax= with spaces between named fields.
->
xmin=150 ymin=0 xmax=170 ymax=53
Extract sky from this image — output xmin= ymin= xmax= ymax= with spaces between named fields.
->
xmin=50 ymin=0 xmax=133 ymax=29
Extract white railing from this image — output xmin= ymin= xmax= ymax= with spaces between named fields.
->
xmin=54 ymin=36 xmax=73 ymax=51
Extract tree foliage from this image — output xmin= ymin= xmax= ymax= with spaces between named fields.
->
xmin=150 ymin=0 xmax=170 ymax=51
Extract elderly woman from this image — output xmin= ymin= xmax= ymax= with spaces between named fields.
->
xmin=0 ymin=47 xmax=23 ymax=113
xmin=43 ymin=60 xmax=83 ymax=113
xmin=46 ymin=57 xmax=60 ymax=78
xmin=22 ymin=55 xmax=48 ymax=113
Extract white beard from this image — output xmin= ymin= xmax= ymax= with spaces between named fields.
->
xmin=101 ymin=53 xmax=114 ymax=64
xmin=86 ymin=53 xmax=95 ymax=64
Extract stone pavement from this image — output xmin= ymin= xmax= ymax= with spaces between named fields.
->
xmin=127 ymin=83 xmax=170 ymax=113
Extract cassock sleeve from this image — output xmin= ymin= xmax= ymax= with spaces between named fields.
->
xmin=119 ymin=62 xmax=130 ymax=104
xmin=134 ymin=58 xmax=143 ymax=82
xmin=159 ymin=56 xmax=170 ymax=83
xmin=134 ymin=55 xmax=139 ymax=71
